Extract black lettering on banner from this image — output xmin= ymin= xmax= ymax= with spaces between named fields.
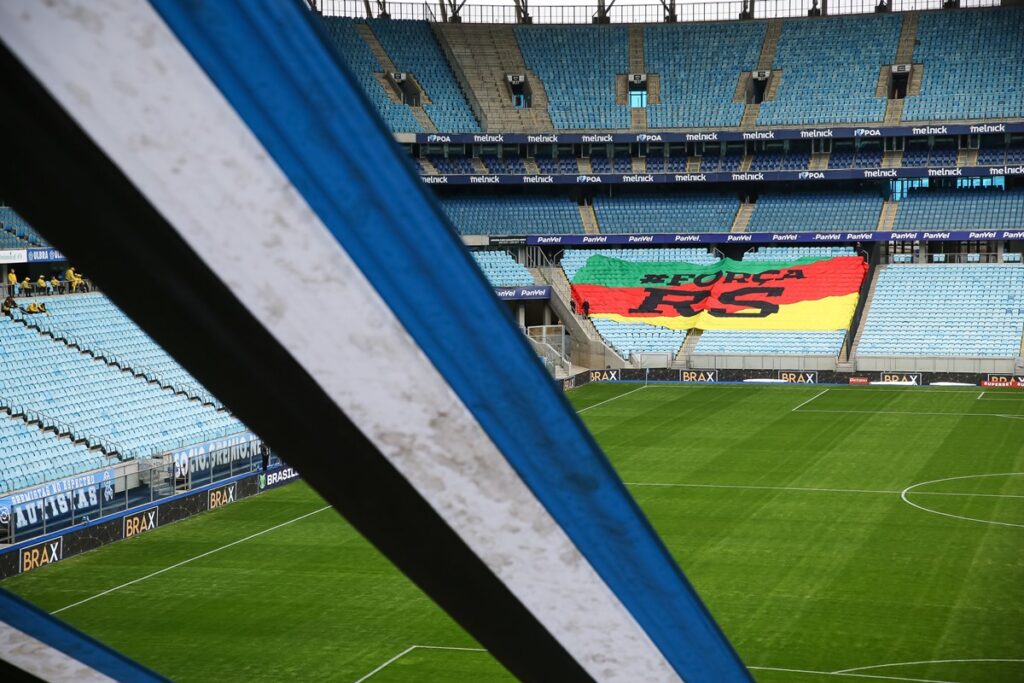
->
xmin=692 ymin=272 xmax=721 ymax=287
xmin=752 ymin=270 xmax=781 ymax=284
xmin=630 ymin=289 xmax=710 ymax=317
xmin=723 ymin=272 xmax=750 ymax=284
xmin=640 ymin=274 xmax=667 ymax=284
xmin=589 ymin=370 xmax=620 ymax=382
xmin=123 ymin=507 xmax=159 ymax=539
xmin=709 ymin=287 xmax=783 ymax=318
xmin=20 ymin=538 xmax=63 ymax=573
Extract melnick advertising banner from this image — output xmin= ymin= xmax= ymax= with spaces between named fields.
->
xmin=570 ymin=255 xmax=868 ymax=331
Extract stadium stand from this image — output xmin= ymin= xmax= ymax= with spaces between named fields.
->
xmin=828 ymin=146 xmax=883 ymax=170
xmin=750 ymin=151 xmax=811 ymax=172
xmin=857 ymin=264 xmax=1024 ymax=357
xmin=747 ymin=191 xmax=884 ymax=232
xmin=901 ymin=8 xmax=1024 ymax=122
xmin=515 ymin=26 xmax=630 ymax=129
xmin=592 ymin=193 xmax=740 ymax=234
xmin=695 ymin=330 xmax=847 ymax=355
xmin=645 ymin=21 xmax=765 ymax=129
xmin=0 ymin=413 xmax=107 ymax=493
xmin=590 ymin=156 xmax=633 ymax=174
xmin=535 ymin=157 xmax=581 ymax=175
xmin=743 ymin=246 xmax=857 ymax=261
xmin=429 ymin=155 xmax=475 ymax=174
xmin=0 ymin=206 xmax=50 ymax=248
xmin=439 ymin=195 xmax=585 ymax=234
xmin=0 ymin=314 xmax=245 ymax=460
xmin=758 ymin=14 xmax=901 ymax=126
xmin=368 ymin=19 xmax=480 ymax=132
xmin=560 ymin=247 xmax=718 ymax=280
xmin=644 ymin=154 xmax=690 ymax=173
xmin=591 ymin=319 xmax=688 ymax=359
xmin=482 ymin=155 xmax=527 ymax=174
xmin=471 ymin=251 xmax=534 ymax=286
xmin=893 ymin=186 xmax=1024 ymax=230
xmin=700 ymin=153 xmax=743 ymax=172
xmin=320 ymin=18 xmax=422 ymax=132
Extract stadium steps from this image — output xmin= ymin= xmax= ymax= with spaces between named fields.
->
xmin=434 ymin=24 xmax=554 ymax=132
xmin=579 ymin=204 xmax=601 ymax=235
xmin=733 ymin=72 xmax=751 ymax=103
xmin=809 ymin=151 xmax=830 ymax=170
xmin=848 ymin=264 xmax=885 ymax=361
xmin=739 ymin=154 xmax=754 ymax=172
xmin=877 ymin=200 xmax=899 ymax=231
xmin=632 ymin=157 xmax=646 ymax=173
xmin=647 ymin=74 xmax=661 ymax=105
xmin=731 ymin=201 xmax=754 ymax=233
xmin=957 ymin=148 xmax=979 ymax=167
xmin=884 ymin=98 xmax=905 ymax=125
xmin=523 ymin=157 xmax=541 ymax=174
xmin=420 ymin=157 xmax=440 ymax=175
xmin=686 ymin=156 xmax=701 ymax=172
xmin=673 ymin=329 xmax=702 ymax=368
xmin=371 ymin=73 xmax=405 ymax=104
xmin=628 ymin=25 xmax=645 ymax=73
xmin=631 ymin=107 xmax=647 ymax=130
xmin=0 ymin=405 xmax=115 ymax=462
xmin=357 ymin=24 xmax=439 ymax=133
xmin=882 ymin=149 xmax=903 ymax=168
xmin=894 ymin=13 xmax=919 ymax=64
xmin=13 ymin=314 xmax=222 ymax=411
xmin=531 ymin=265 xmax=627 ymax=368
xmin=410 ymin=107 xmax=439 ymax=134
xmin=740 ymin=103 xmax=760 ymax=128
xmin=758 ymin=20 xmax=783 ymax=71
xmin=578 ymin=157 xmax=593 ymax=174
xmin=739 ymin=20 xmax=783 ymax=128
xmin=471 ymin=158 xmax=489 ymax=174
xmin=906 ymin=63 xmax=924 ymax=98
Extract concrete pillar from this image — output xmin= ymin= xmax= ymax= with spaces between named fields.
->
xmin=517 ymin=303 xmax=526 ymax=328
xmin=542 ymin=305 xmax=551 ymax=326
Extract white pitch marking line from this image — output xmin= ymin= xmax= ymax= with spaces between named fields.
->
xmin=978 ymin=391 xmax=985 ymax=400
xmin=792 ymin=388 xmax=829 ymax=412
xmin=797 ymin=408 xmax=1024 ymax=421
xmin=748 ymin=665 xmax=957 ymax=683
xmin=352 ymin=645 xmax=486 ymax=683
xmin=834 ymin=658 xmax=1024 ymax=675
xmin=626 ymin=481 xmax=1024 ymax=501
xmin=576 ymin=384 xmax=647 ymax=413
xmin=50 ymin=505 xmax=332 ymax=615
xmin=900 ymin=473 xmax=1024 ymax=529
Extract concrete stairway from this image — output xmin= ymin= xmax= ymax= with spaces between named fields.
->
xmin=631 ymin=108 xmax=647 ymax=130
xmin=731 ymin=202 xmax=754 ymax=232
xmin=883 ymin=13 xmax=920 ymax=124
xmin=957 ymin=148 xmax=979 ymax=167
xmin=876 ymin=200 xmax=898 ymax=231
xmin=809 ymin=152 xmax=830 ymax=170
xmin=523 ymin=157 xmax=541 ymax=175
xmin=739 ymin=155 xmax=754 ymax=172
xmin=632 ymin=157 xmax=646 ymax=173
xmin=579 ymin=204 xmax=601 ymax=235
xmin=882 ymin=150 xmax=903 ymax=168
xmin=357 ymin=24 xmax=439 ymax=132
xmin=673 ymin=329 xmax=703 ymax=367
xmin=578 ymin=158 xmax=594 ymax=174
xmin=740 ymin=20 xmax=783 ymax=128
xmin=628 ymin=25 xmax=645 ymax=74
xmin=471 ymin=158 xmax=489 ymax=174
xmin=686 ymin=157 xmax=701 ymax=172
xmin=420 ymin=157 xmax=440 ymax=176
xmin=847 ymin=265 xmax=884 ymax=361
xmin=433 ymin=23 xmax=554 ymax=132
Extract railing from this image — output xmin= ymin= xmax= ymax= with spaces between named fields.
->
xmin=318 ymin=0 xmax=1000 ymax=24
xmin=1 ymin=278 xmax=95 ymax=300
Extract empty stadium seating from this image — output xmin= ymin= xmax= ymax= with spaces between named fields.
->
xmin=536 ymin=157 xmax=580 ymax=174
xmin=0 ymin=316 xmax=245 ymax=460
xmin=591 ymin=319 xmax=688 ymax=359
xmin=471 ymin=251 xmax=534 ymax=286
xmin=320 ymin=18 xmax=422 ymax=132
xmin=828 ymin=147 xmax=883 ymax=170
xmin=758 ymin=14 xmax=900 ymax=126
xmin=516 ymin=26 xmax=630 ymax=129
xmin=482 ymin=155 xmax=527 ymax=174
xmin=750 ymin=151 xmax=811 ymax=172
xmin=857 ymin=264 xmax=1024 ymax=357
xmin=695 ymin=330 xmax=847 ymax=355
xmin=0 ymin=413 xmax=107 ymax=494
xmin=645 ymin=155 xmax=689 ymax=173
xmin=893 ymin=186 xmax=1024 ymax=231
xmin=747 ymin=191 xmax=884 ymax=232
xmin=560 ymin=247 xmax=718 ymax=280
xmin=368 ymin=19 xmax=480 ymax=132
xmin=743 ymin=246 xmax=857 ymax=261
xmin=429 ymin=155 xmax=475 ymax=174
xmin=902 ymin=9 xmax=1024 ymax=122
xmin=592 ymin=194 xmax=740 ymax=234
xmin=645 ymin=21 xmax=765 ymax=129
xmin=0 ymin=206 xmax=50 ymax=248
xmin=590 ymin=156 xmax=633 ymax=174
xmin=440 ymin=196 xmax=584 ymax=234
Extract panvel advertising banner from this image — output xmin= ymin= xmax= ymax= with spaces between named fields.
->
xmin=571 ymin=255 xmax=868 ymax=330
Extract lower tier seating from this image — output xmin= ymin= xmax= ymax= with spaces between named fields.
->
xmin=695 ymin=330 xmax=847 ymax=355
xmin=0 ymin=414 xmax=107 ymax=494
xmin=592 ymin=319 xmax=688 ymax=359
xmin=593 ymin=194 xmax=740 ymax=234
xmin=471 ymin=251 xmax=534 ymax=287
xmin=857 ymin=264 xmax=1024 ymax=357
xmin=748 ymin=191 xmax=884 ymax=233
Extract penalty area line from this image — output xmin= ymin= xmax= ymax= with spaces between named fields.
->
xmin=353 ymin=645 xmax=486 ymax=683
xmin=50 ymin=505 xmax=332 ymax=616
xmin=576 ymin=384 xmax=647 ymax=414
xmin=792 ymin=388 xmax=829 ymax=412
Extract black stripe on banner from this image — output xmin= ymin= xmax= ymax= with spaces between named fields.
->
xmin=0 ymin=42 xmax=592 ymax=683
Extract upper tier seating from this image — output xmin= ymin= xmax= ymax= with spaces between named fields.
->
xmin=747 ymin=191 xmax=884 ymax=232
xmin=902 ymin=9 xmax=1024 ymax=122
xmin=440 ymin=196 xmax=584 ymax=235
xmin=0 ymin=414 xmax=106 ymax=494
xmin=828 ymin=147 xmax=883 ymax=170
xmin=592 ymin=194 xmax=740 ymax=234
xmin=0 ymin=318 xmax=245 ymax=458
xmin=701 ymin=153 xmax=743 ymax=172
xmin=743 ymin=246 xmax=857 ymax=261
xmin=482 ymin=156 xmax=527 ymax=174
xmin=321 ymin=18 xmax=422 ymax=132
xmin=516 ymin=26 xmax=629 ymax=130
xmin=18 ymin=294 xmax=215 ymax=403
xmin=645 ymin=21 xmax=765 ymax=129
xmin=0 ymin=206 xmax=50 ymax=248
xmin=560 ymin=247 xmax=719 ymax=280
xmin=368 ymin=19 xmax=480 ymax=132
xmin=750 ymin=151 xmax=811 ymax=172
xmin=536 ymin=157 xmax=581 ymax=175
xmin=591 ymin=156 xmax=633 ymax=174
xmin=471 ymin=251 xmax=534 ymax=286
xmin=857 ymin=264 xmax=1024 ymax=357
xmin=429 ymin=155 xmax=475 ymax=174
xmin=758 ymin=14 xmax=900 ymax=126
xmin=893 ymin=187 xmax=1024 ymax=231
xmin=695 ymin=330 xmax=847 ymax=355
xmin=645 ymin=155 xmax=689 ymax=173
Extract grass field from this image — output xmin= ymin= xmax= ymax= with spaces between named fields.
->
xmin=4 ymin=383 xmax=1024 ymax=682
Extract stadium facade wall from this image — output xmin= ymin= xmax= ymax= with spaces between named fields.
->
xmin=0 ymin=464 xmax=300 ymax=580
xmin=568 ymin=368 xmax=1024 ymax=386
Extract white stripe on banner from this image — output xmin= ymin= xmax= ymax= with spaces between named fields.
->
xmin=0 ymin=621 xmax=115 ymax=683
xmin=0 ymin=2 xmax=679 ymax=680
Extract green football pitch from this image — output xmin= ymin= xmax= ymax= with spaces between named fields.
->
xmin=5 ymin=383 xmax=1024 ymax=682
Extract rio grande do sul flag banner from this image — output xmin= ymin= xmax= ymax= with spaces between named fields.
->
xmin=571 ymin=255 xmax=868 ymax=331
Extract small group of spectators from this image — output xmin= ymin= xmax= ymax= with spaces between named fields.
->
xmin=2 ymin=295 xmax=48 ymax=319
xmin=4 ymin=266 xmax=88 ymax=297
